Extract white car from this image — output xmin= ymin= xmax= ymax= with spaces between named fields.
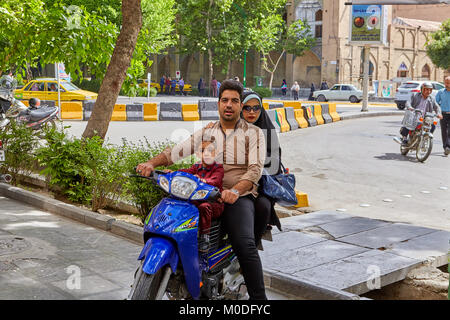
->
xmin=312 ymin=84 xmax=373 ymax=103
xmin=394 ymin=81 xmax=444 ymax=110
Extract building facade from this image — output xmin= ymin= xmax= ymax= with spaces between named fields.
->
xmin=148 ymin=0 xmax=449 ymax=92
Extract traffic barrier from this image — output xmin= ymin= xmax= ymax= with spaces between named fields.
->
xmin=182 ymin=104 xmax=200 ymax=121
xmin=328 ymin=103 xmax=341 ymax=122
xmin=284 ymin=107 xmax=299 ymax=131
xmin=262 ymin=102 xmax=269 ymax=110
xmin=111 ymin=104 xmax=127 ymax=121
xmin=143 ymin=103 xmax=158 ymax=121
xmin=83 ymin=100 xmax=95 ymax=121
xmin=283 ymin=101 xmax=302 ymax=110
xmin=313 ymin=104 xmax=325 ymax=125
xmin=269 ymin=102 xmax=284 ymax=110
xmin=266 ymin=109 xmax=280 ymax=133
xmin=61 ymin=101 xmax=83 ymax=120
xmin=294 ymin=190 xmax=309 ymax=208
xmin=320 ymin=103 xmax=333 ymax=124
xmin=274 ymin=108 xmax=290 ymax=133
xmin=159 ymin=102 xmax=183 ymax=121
xmin=20 ymin=100 xmax=29 ymax=107
xmin=294 ymin=109 xmax=308 ymax=129
xmin=302 ymin=104 xmax=317 ymax=127
xmin=126 ymin=103 xmax=144 ymax=121
xmin=198 ymin=100 xmax=219 ymax=120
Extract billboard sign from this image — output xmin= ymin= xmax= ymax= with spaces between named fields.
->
xmin=349 ymin=4 xmax=388 ymax=45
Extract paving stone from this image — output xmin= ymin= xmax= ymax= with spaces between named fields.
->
xmin=293 ymin=250 xmax=422 ymax=295
xmin=261 ymin=231 xmax=326 ymax=254
xmin=51 ymin=274 xmax=122 ymax=298
xmin=0 ymin=270 xmax=73 ymax=300
xmin=317 ymin=216 xmax=392 ymax=239
xmin=280 ymin=210 xmax=352 ymax=231
xmin=337 ymin=223 xmax=438 ymax=249
xmin=385 ymin=230 xmax=450 ymax=267
xmin=261 ymin=240 xmax=369 ymax=274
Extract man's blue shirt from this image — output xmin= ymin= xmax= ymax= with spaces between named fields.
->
xmin=436 ymin=89 xmax=450 ymax=112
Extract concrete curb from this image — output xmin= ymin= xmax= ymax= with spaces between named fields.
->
xmin=0 ymin=182 xmax=364 ymax=299
xmin=339 ymin=110 xmax=404 ymax=120
xmin=263 ymin=269 xmax=363 ymax=300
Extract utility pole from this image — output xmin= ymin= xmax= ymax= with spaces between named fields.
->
xmin=361 ymin=45 xmax=370 ymax=112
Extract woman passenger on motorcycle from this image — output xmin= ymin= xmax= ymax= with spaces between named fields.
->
xmin=240 ymin=91 xmax=282 ymax=247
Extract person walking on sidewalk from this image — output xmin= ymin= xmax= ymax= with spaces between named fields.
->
xmin=210 ymin=76 xmax=218 ymax=97
xmin=291 ymin=81 xmax=300 ymax=101
xmin=159 ymin=75 xmax=166 ymax=94
xmin=281 ymin=79 xmax=287 ymax=96
xmin=179 ymin=77 xmax=185 ymax=96
xmin=436 ymin=76 xmax=450 ymax=156
xmin=308 ymin=82 xmax=316 ymax=101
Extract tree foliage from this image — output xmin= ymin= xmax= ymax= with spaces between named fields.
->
xmin=426 ymin=18 xmax=450 ymax=70
xmin=0 ymin=0 xmax=176 ymax=94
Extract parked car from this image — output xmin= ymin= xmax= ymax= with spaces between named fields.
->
xmin=14 ymin=78 xmax=97 ymax=101
xmin=394 ymin=80 xmax=444 ymax=110
xmin=312 ymin=84 xmax=374 ymax=103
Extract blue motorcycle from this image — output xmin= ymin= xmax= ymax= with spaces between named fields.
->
xmin=128 ymin=170 xmax=247 ymax=300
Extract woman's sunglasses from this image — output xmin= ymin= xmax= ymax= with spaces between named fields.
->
xmin=243 ymin=105 xmax=261 ymax=112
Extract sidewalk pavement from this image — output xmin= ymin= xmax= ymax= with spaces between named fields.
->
xmin=1 ymin=182 xmax=448 ymax=299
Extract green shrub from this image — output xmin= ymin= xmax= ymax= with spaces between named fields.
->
xmin=0 ymin=120 xmax=40 ymax=185
xmin=252 ymin=86 xmax=272 ymax=98
xmin=36 ymin=128 xmax=95 ymax=204
xmin=72 ymin=78 xmax=102 ymax=93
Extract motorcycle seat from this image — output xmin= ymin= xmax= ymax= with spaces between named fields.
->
xmin=28 ymin=107 xmax=57 ymax=121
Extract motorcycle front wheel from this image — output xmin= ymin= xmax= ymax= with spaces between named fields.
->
xmin=130 ymin=264 xmax=170 ymax=300
xmin=400 ymin=145 xmax=409 ymax=155
xmin=416 ymin=135 xmax=433 ymax=162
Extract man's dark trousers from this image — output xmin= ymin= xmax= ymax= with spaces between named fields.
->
xmin=441 ymin=113 xmax=450 ymax=150
xmin=222 ymin=195 xmax=267 ymax=300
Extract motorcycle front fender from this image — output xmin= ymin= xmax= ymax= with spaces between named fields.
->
xmin=139 ymin=237 xmax=179 ymax=275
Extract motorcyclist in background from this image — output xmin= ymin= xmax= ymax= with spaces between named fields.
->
xmin=399 ymin=82 xmax=442 ymax=146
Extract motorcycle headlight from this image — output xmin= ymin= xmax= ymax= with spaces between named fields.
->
xmin=159 ymin=176 xmax=170 ymax=193
xmin=191 ymin=189 xmax=210 ymax=200
xmin=170 ymin=176 xmax=197 ymax=199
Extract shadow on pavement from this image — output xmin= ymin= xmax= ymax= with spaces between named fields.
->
xmin=373 ymin=153 xmax=418 ymax=162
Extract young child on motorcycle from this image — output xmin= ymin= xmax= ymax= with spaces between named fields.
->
xmin=165 ymin=139 xmax=224 ymax=253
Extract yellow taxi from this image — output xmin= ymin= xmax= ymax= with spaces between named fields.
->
xmin=138 ymin=79 xmax=192 ymax=93
xmin=14 ymin=78 xmax=98 ymax=101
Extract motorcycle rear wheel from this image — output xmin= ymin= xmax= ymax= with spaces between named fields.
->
xmin=416 ymin=136 xmax=433 ymax=162
xmin=130 ymin=265 xmax=169 ymax=300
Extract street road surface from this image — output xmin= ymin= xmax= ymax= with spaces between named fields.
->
xmin=64 ymin=112 xmax=450 ymax=231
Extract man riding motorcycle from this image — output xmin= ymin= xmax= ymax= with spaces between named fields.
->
xmin=399 ymin=82 xmax=442 ymax=145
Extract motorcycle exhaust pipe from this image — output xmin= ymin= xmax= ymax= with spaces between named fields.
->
xmin=393 ymin=137 xmax=402 ymax=145
xmin=0 ymin=174 xmax=12 ymax=183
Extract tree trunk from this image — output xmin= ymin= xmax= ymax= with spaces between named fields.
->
xmin=206 ymin=0 xmax=214 ymax=96
xmin=82 ymin=0 xmax=142 ymax=140
xmin=225 ymin=60 xmax=232 ymax=80
xmin=183 ymin=54 xmax=195 ymax=82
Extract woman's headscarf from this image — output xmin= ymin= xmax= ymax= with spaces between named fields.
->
xmin=241 ymin=91 xmax=282 ymax=175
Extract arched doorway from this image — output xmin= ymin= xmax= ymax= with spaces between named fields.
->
xmin=293 ymin=50 xmax=321 ymax=87
xmin=421 ymin=64 xmax=431 ymax=80
xmin=397 ymin=62 xmax=409 ymax=78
